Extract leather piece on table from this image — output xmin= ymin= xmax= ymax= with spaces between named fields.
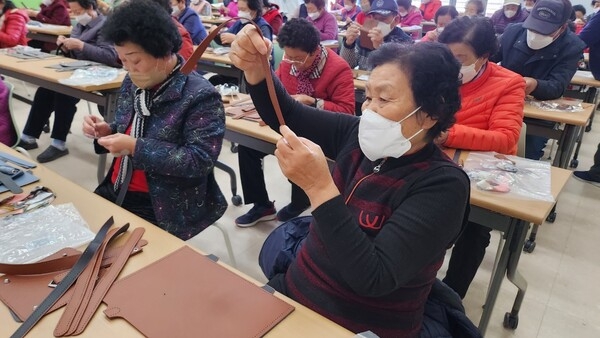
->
xmin=103 ymin=246 xmax=295 ymax=338
xmin=0 ymin=240 xmax=147 ymax=322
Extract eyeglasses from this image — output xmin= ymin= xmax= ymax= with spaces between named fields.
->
xmin=282 ymin=53 xmax=309 ymax=65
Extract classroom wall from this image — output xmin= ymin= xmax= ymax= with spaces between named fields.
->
xmin=16 ymin=0 xmax=42 ymax=9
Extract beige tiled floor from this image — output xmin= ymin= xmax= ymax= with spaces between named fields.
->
xmin=6 ymin=78 xmax=600 ymax=337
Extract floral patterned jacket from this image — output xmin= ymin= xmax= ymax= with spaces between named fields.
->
xmin=96 ymin=65 xmax=227 ymax=240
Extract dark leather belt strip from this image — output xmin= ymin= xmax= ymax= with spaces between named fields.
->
xmin=54 ymin=226 xmax=128 ymax=337
xmin=181 ymin=17 xmax=286 ymax=126
xmin=10 ymin=216 xmax=115 ymax=338
xmin=64 ymin=227 xmax=145 ymax=336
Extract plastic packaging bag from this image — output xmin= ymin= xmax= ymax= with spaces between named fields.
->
xmin=58 ymin=66 xmax=120 ymax=86
xmin=0 ymin=203 xmax=94 ymax=264
xmin=525 ymin=97 xmax=584 ymax=112
xmin=463 ymin=152 xmax=554 ymax=202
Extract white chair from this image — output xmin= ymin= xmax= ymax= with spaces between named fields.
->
xmin=2 ymin=80 xmax=32 ymax=158
xmin=209 ymin=223 xmax=237 ymax=268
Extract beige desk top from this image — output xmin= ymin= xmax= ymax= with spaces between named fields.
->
xmin=201 ymin=49 xmax=234 ymax=65
xmin=0 ymin=145 xmax=353 ymax=337
xmin=523 ymin=100 xmax=594 ymax=126
xmin=571 ymin=70 xmax=600 ymax=87
xmin=0 ymin=52 xmax=124 ymax=92
xmin=448 ymin=150 xmax=572 ymax=225
xmin=200 ymin=15 xmax=229 ymax=25
xmin=26 ymin=24 xmax=72 ymax=36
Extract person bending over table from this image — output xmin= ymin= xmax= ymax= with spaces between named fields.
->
xmin=305 ymin=0 xmax=337 ymax=41
xmin=18 ymin=0 xmax=120 ymax=163
xmin=82 ymin=0 xmax=227 ymax=240
xmin=340 ymin=0 xmax=411 ymax=70
xmin=26 ymin=0 xmax=70 ymax=25
xmin=420 ymin=5 xmax=458 ymax=42
xmin=435 ymin=16 xmax=526 ymax=299
xmin=26 ymin=0 xmax=71 ymax=51
xmin=230 ymin=25 xmax=470 ymax=337
xmin=235 ymin=18 xmax=355 ymax=227
xmin=171 ymin=0 xmax=207 ymax=45
xmin=493 ymin=0 xmax=586 ymax=160
xmin=214 ymin=0 xmax=272 ymax=46
xmin=579 ymin=8 xmax=600 ymax=80
xmin=0 ymin=0 xmax=28 ymax=48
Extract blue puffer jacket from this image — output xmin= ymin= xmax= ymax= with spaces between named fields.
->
xmin=495 ymin=23 xmax=586 ymax=100
xmin=178 ymin=7 xmax=208 ymax=45
xmin=95 ymin=59 xmax=227 ymax=240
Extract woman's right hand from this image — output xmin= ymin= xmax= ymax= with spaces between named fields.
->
xmin=82 ymin=115 xmax=112 ymax=139
xmin=344 ymin=23 xmax=361 ymax=44
xmin=229 ymin=25 xmax=272 ymax=85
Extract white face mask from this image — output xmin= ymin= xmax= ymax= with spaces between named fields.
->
xmin=504 ymin=9 xmax=516 ymax=18
xmin=524 ymin=5 xmax=533 ymax=11
xmin=238 ymin=10 xmax=252 ymax=20
xmin=436 ymin=27 xmax=444 ymax=33
xmin=398 ymin=10 xmax=408 ymax=17
xmin=526 ymin=29 xmax=555 ymax=50
xmin=595 ymin=7 xmax=600 ymax=13
xmin=460 ymin=58 xmax=481 ymax=84
xmin=76 ymin=12 xmax=92 ymax=26
xmin=42 ymin=0 xmax=53 ymax=6
xmin=358 ymin=106 xmax=423 ymax=161
xmin=344 ymin=5 xmax=353 ymax=11
xmin=172 ymin=5 xmax=181 ymax=16
xmin=308 ymin=11 xmax=320 ymax=20
xmin=376 ymin=20 xmax=392 ymax=37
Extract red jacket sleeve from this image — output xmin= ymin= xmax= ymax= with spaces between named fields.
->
xmin=0 ymin=11 xmax=28 ymax=48
xmin=175 ymin=20 xmax=194 ymax=61
xmin=445 ymin=72 xmax=525 ymax=155
xmin=322 ymin=56 xmax=355 ymax=114
xmin=420 ymin=0 xmax=441 ymax=21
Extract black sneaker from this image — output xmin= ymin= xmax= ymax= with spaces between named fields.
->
xmin=235 ymin=202 xmax=277 ymax=227
xmin=17 ymin=139 xmax=38 ymax=150
xmin=573 ymin=171 xmax=600 ymax=187
xmin=276 ymin=203 xmax=309 ymax=222
xmin=37 ymin=146 xmax=69 ymax=163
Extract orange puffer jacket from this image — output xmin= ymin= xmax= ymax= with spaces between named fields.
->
xmin=444 ymin=62 xmax=525 ymax=155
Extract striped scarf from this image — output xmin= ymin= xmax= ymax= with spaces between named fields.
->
xmin=113 ymin=60 xmax=182 ymax=191
xmin=291 ymin=45 xmax=328 ymax=96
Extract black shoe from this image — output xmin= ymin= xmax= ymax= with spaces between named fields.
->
xmin=42 ymin=123 xmax=50 ymax=133
xmin=17 ymin=139 xmax=38 ymax=150
xmin=37 ymin=146 xmax=69 ymax=163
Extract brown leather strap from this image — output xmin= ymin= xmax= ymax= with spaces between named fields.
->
xmin=52 ymin=224 xmax=128 ymax=337
xmin=53 ymin=225 xmax=129 ymax=336
xmin=181 ymin=18 xmax=285 ymax=126
xmin=0 ymin=240 xmax=148 ymax=276
xmin=71 ymin=228 xmax=145 ymax=335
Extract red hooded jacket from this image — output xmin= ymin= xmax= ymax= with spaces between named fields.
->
xmin=0 ymin=9 xmax=29 ymax=48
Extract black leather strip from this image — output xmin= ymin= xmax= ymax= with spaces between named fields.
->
xmin=10 ymin=217 xmax=116 ymax=338
xmin=0 ymin=171 xmax=22 ymax=194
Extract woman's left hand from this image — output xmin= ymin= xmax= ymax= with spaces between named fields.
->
xmin=220 ymin=32 xmax=236 ymax=45
xmin=97 ymin=133 xmax=136 ymax=156
xmin=62 ymin=38 xmax=84 ymax=51
xmin=275 ymin=126 xmax=339 ymax=208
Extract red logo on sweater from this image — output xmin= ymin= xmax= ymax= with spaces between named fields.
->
xmin=358 ymin=210 xmax=385 ymax=230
